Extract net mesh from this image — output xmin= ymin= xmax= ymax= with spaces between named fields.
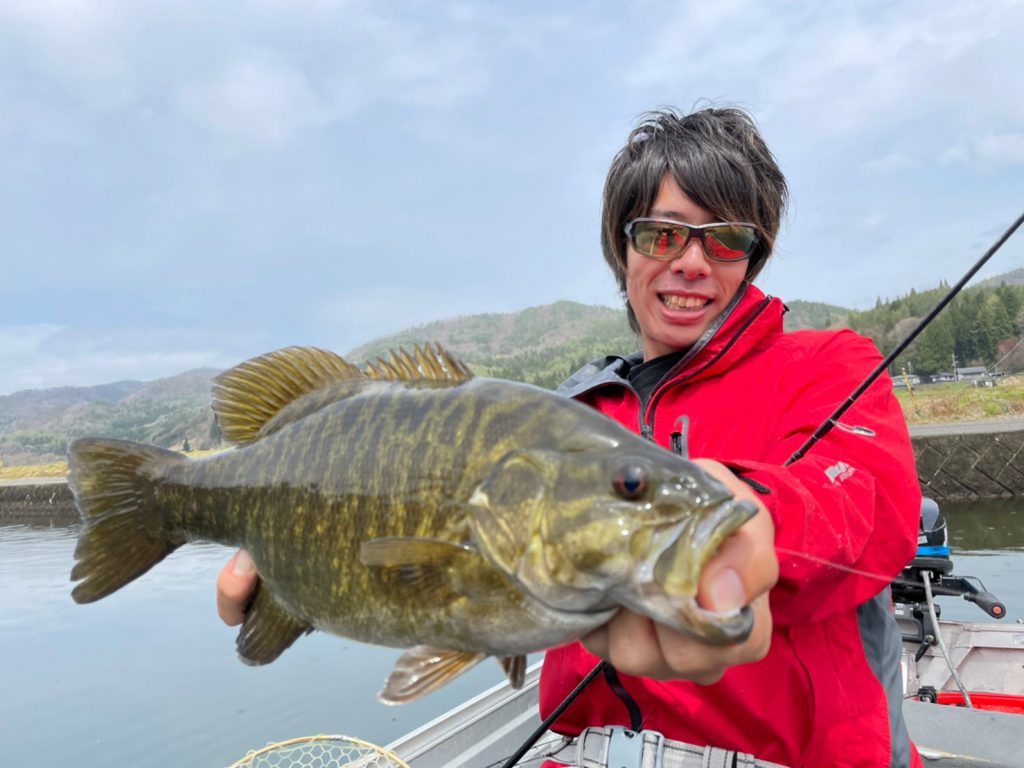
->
xmin=226 ymin=735 xmax=411 ymax=768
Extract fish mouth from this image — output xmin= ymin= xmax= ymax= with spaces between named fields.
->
xmin=621 ymin=497 xmax=759 ymax=645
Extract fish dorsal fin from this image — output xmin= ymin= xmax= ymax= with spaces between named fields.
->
xmin=363 ymin=342 xmax=473 ymax=384
xmin=212 ymin=346 xmax=363 ymax=446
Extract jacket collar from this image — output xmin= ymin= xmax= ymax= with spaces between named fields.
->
xmin=559 ymin=283 xmax=785 ymax=399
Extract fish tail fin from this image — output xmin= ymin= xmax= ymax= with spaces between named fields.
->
xmin=68 ymin=438 xmax=187 ymax=604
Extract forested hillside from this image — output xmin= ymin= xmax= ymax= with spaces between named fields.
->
xmin=849 ymin=281 xmax=1024 ymax=375
xmin=3 ymin=274 xmax=1020 ymax=466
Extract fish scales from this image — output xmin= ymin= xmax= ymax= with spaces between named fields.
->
xmin=68 ymin=344 xmax=760 ymax=703
xmin=152 ymin=379 xmax=585 ymax=646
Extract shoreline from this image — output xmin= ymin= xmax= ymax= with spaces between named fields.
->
xmin=3 ymin=418 xmax=1022 ymax=509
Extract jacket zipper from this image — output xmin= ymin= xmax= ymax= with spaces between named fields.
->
xmin=639 ymin=295 xmax=774 ymax=440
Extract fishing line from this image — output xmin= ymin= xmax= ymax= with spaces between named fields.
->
xmin=776 ymin=546 xmax=939 ymax=592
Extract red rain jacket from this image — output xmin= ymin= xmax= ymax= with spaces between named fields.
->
xmin=539 ymin=284 xmax=923 ymax=768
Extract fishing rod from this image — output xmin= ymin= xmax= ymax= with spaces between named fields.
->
xmin=497 ymin=660 xmax=608 ymax=768
xmin=498 ymin=209 xmax=1024 ymax=768
xmin=786 ymin=209 xmax=1024 ymax=465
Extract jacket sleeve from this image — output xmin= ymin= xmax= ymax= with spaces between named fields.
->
xmin=726 ymin=330 xmax=921 ymax=625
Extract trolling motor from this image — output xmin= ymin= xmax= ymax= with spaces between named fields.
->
xmin=892 ymin=497 xmax=1006 ymax=662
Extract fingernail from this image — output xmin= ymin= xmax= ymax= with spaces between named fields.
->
xmin=708 ymin=568 xmax=745 ymax=612
xmin=233 ymin=550 xmax=256 ymax=576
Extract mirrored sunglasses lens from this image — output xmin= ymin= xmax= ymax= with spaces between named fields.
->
xmin=706 ymin=226 xmax=757 ymax=260
xmin=634 ymin=223 xmax=689 ymax=258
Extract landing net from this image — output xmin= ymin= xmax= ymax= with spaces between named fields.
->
xmin=226 ymin=734 xmax=411 ymax=768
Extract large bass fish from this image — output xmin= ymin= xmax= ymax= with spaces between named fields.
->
xmin=68 ymin=344 xmax=756 ymax=703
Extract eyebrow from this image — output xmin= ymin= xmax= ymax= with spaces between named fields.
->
xmin=648 ymin=209 xmax=694 ymax=222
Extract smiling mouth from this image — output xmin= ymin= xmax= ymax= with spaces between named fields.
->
xmin=660 ymin=294 xmax=712 ymax=310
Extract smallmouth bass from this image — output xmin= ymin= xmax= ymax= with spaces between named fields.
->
xmin=68 ymin=344 xmax=756 ymax=703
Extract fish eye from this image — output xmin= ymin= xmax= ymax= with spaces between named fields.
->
xmin=612 ymin=464 xmax=648 ymax=500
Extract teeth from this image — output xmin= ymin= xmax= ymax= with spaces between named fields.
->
xmin=661 ymin=295 xmax=710 ymax=310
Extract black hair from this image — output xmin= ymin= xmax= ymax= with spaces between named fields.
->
xmin=601 ymin=107 xmax=789 ymax=333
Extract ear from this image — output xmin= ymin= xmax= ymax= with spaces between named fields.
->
xmin=467 ymin=449 xmax=555 ymax=579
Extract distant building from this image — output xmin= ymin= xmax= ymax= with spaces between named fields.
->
xmin=931 ymin=372 xmax=956 ymax=383
xmin=955 ymin=366 xmax=989 ymax=381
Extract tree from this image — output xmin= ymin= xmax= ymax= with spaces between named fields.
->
xmin=995 ymin=283 xmax=1023 ymax=332
xmin=976 ymin=293 xmax=1016 ymax=361
xmin=912 ymin=312 xmax=955 ymax=375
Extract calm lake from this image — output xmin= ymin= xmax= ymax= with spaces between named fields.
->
xmin=1 ymin=500 xmax=1022 ymax=768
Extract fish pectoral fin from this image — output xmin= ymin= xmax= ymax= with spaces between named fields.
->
xmin=236 ymin=582 xmax=313 ymax=665
xmin=212 ymin=346 xmax=364 ymax=446
xmin=497 ymin=654 xmax=527 ymax=689
xmin=379 ymin=646 xmax=487 ymax=705
xmin=360 ymin=537 xmax=489 ymax=603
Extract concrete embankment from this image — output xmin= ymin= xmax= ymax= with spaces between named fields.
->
xmin=909 ymin=419 xmax=1024 ymax=501
xmin=0 ymin=479 xmax=75 ymax=521
xmin=2 ymin=419 xmax=1022 ymax=518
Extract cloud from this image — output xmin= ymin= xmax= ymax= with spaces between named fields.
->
xmin=940 ymin=132 xmax=1024 ymax=169
xmin=176 ymin=53 xmax=329 ymax=145
xmin=1 ymin=2 xmax=1022 ymax=393
xmin=863 ymin=152 xmax=913 ymax=173
xmin=622 ymin=1 xmax=1024 ymax=141
xmin=0 ymin=323 xmax=64 ymax=353
xmin=0 ymin=325 xmax=227 ymax=395
xmin=0 ymin=2 xmax=500 ymax=148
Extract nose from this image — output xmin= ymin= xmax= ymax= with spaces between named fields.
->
xmin=668 ymin=237 xmax=711 ymax=279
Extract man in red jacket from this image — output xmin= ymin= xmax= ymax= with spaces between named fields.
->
xmin=536 ymin=108 xmax=922 ymax=768
xmin=217 ymin=107 xmax=922 ymax=767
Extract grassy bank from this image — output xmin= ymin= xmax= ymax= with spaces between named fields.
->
xmin=1 ymin=380 xmax=1022 ymax=480
xmin=0 ymin=448 xmax=226 ymax=482
xmin=895 ymin=374 xmax=1024 ymax=425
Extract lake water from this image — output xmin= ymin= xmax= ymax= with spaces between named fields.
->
xmin=1 ymin=500 xmax=1022 ymax=768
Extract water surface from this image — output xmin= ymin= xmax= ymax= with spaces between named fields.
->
xmin=1 ymin=499 xmax=1021 ymax=767
xmin=0 ymin=520 xmax=509 ymax=768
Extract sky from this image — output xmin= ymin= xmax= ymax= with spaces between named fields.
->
xmin=1 ymin=0 xmax=1023 ymax=395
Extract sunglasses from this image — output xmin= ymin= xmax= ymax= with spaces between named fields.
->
xmin=624 ymin=218 xmax=760 ymax=262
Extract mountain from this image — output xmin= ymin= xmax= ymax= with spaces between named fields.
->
xmin=19 ymin=267 xmax=1024 ymax=468
xmin=349 ymin=301 xmax=637 ymax=388
xmin=1 ymin=298 xmax=856 ymax=466
xmin=0 ymin=381 xmax=144 ymax=432
xmin=978 ymin=267 xmax=1024 ymax=288
xmin=0 ymin=369 xmax=219 ymax=465
xmin=782 ymin=300 xmax=850 ymax=331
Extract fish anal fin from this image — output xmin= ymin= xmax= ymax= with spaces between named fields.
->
xmin=379 ymin=646 xmax=486 ymax=705
xmin=363 ymin=343 xmax=473 ymax=384
xmin=212 ymin=347 xmax=363 ymax=446
xmin=360 ymin=537 xmax=486 ymax=604
xmin=498 ymin=654 xmax=527 ymax=689
xmin=236 ymin=582 xmax=313 ymax=665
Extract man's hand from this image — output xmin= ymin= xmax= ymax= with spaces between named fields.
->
xmin=216 ymin=549 xmax=259 ymax=626
xmin=581 ymin=458 xmax=778 ymax=684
